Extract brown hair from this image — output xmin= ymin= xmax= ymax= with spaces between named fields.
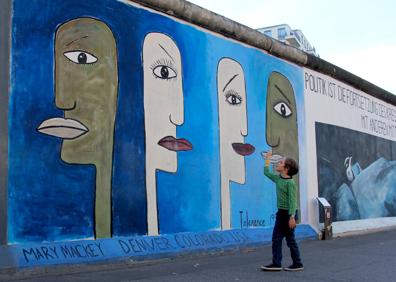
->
xmin=284 ymin=157 xmax=299 ymax=177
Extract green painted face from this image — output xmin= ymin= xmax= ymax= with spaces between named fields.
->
xmin=266 ymin=72 xmax=298 ymax=162
xmin=55 ymin=18 xmax=118 ymax=166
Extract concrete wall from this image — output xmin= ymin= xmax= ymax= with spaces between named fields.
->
xmin=1 ymin=0 xmax=396 ymax=264
xmin=8 ymin=0 xmax=306 ymax=243
xmin=0 ymin=0 xmax=11 ymax=245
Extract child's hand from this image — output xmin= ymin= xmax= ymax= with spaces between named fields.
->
xmin=261 ymin=150 xmax=272 ymax=159
xmin=289 ymin=217 xmax=296 ymax=229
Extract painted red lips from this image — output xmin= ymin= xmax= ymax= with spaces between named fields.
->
xmin=158 ymin=136 xmax=193 ymax=151
xmin=232 ymin=143 xmax=255 ymax=156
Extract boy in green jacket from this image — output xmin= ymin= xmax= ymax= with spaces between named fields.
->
xmin=261 ymin=151 xmax=304 ymax=271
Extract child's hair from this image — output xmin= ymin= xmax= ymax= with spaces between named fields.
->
xmin=284 ymin=157 xmax=299 ymax=177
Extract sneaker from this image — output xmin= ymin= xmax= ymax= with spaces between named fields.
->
xmin=261 ymin=263 xmax=282 ymax=271
xmin=284 ymin=264 xmax=304 ymax=271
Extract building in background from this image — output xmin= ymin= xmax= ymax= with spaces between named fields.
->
xmin=257 ymin=24 xmax=318 ymax=56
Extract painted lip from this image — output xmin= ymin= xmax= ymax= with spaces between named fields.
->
xmin=37 ymin=117 xmax=89 ymax=140
xmin=232 ymin=143 xmax=255 ymax=156
xmin=261 ymin=151 xmax=284 ymax=163
xmin=158 ymin=136 xmax=193 ymax=151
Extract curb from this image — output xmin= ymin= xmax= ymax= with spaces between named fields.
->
xmin=1 ymin=225 xmax=316 ymax=277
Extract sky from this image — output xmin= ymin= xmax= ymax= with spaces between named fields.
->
xmin=188 ymin=0 xmax=396 ymax=95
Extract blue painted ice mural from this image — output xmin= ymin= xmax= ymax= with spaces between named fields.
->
xmin=316 ymin=122 xmax=396 ymax=221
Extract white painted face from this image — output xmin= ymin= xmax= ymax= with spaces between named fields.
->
xmin=217 ymin=58 xmax=253 ymax=184
xmin=143 ymin=33 xmax=191 ymax=173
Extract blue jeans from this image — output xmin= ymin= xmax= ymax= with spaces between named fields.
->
xmin=272 ymin=209 xmax=303 ymax=266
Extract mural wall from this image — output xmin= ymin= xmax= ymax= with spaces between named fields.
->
xmin=304 ymin=69 xmax=396 ymax=224
xmin=5 ymin=0 xmax=395 ymax=247
xmin=6 ymin=0 xmax=305 ymax=244
xmin=316 ymin=123 xmax=396 ymax=221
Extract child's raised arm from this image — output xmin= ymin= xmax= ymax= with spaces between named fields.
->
xmin=262 ymin=151 xmax=278 ymax=182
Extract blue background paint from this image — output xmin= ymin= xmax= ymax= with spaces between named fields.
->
xmin=228 ymin=47 xmax=304 ymax=229
xmin=9 ymin=0 xmax=149 ymax=242
xmin=8 ymin=0 xmax=304 ymax=243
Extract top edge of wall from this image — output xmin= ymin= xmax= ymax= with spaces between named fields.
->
xmin=130 ymin=0 xmax=396 ymax=105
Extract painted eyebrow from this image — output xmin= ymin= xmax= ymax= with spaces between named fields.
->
xmin=158 ymin=44 xmax=175 ymax=62
xmin=223 ymin=74 xmax=239 ymax=92
xmin=274 ymin=84 xmax=291 ymax=104
xmin=65 ymin=35 xmax=89 ymax=47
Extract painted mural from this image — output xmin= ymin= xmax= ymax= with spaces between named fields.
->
xmin=7 ymin=0 xmax=304 ymax=244
xmin=316 ymin=122 xmax=396 ymax=221
xmin=304 ymin=69 xmax=396 ymax=224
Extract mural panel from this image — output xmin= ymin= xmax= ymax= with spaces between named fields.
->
xmin=6 ymin=0 xmax=304 ymax=244
xmin=304 ymin=69 xmax=396 ymax=223
xmin=37 ymin=17 xmax=118 ymax=239
xmin=316 ymin=122 xmax=396 ymax=221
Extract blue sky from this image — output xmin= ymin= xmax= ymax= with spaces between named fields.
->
xmin=188 ymin=0 xmax=396 ymax=95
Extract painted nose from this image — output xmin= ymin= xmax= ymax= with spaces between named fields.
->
xmin=56 ymin=99 xmax=77 ymax=111
xmin=240 ymin=116 xmax=248 ymax=137
xmin=266 ymin=121 xmax=279 ymax=148
xmin=55 ymin=85 xmax=77 ymax=111
xmin=169 ymin=112 xmax=183 ymax=126
xmin=55 ymin=71 xmax=77 ymax=111
xmin=267 ymin=136 xmax=280 ymax=148
xmin=169 ymin=91 xmax=184 ymax=126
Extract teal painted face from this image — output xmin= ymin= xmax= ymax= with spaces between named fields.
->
xmin=37 ymin=18 xmax=118 ymax=239
xmin=266 ymin=72 xmax=298 ymax=162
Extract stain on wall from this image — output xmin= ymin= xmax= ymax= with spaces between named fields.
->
xmin=0 ymin=0 xmax=12 ymax=245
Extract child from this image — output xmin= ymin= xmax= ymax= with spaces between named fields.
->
xmin=261 ymin=151 xmax=304 ymax=271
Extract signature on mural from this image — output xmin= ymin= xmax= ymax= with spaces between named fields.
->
xmin=238 ymin=211 xmax=266 ymax=228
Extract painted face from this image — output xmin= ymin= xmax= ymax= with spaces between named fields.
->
xmin=143 ymin=33 xmax=192 ymax=235
xmin=36 ymin=18 xmax=118 ymax=238
xmin=38 ymin=18 xmax=118 ymax=165
xmin=217 ymin=58 xmax=254 ymax=185
xmin=266 ymin=72 xmax=298 ymax=162
xmin=143 ymin=33 xmax=192 ymax=173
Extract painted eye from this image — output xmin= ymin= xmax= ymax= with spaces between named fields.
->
xmin=63 ymin=51 xmax=98 ymax=64
xmin=225 ymin=91 xmax=242 ymax=105
xmin=273 ymin=102 xmax=292 ymax=117
xmin=152 ymin=65 xmax=177 ymax=80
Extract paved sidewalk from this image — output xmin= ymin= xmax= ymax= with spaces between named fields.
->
xmin=2 ymin=229 xmax=396 ymax=282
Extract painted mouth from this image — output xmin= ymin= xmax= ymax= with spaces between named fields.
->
xmin=261 ymin=151 xmax=284 ymax=163
xmin=37 ymin=117 xmax=89 ymax=140
xmin=158 ymin=136 xmax=193 ymax=152
xmin=232 ymin=143 xmax=255 ymax=156
xmin=270 ymin=154 xmax=284 ymax=163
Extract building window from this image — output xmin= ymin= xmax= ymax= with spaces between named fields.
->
xmin=264 ymin=30 xmax=272 ymax=37
xmin=277 ymin=27 xmax=287 ymax=40
xmin=294 ymin=32 xmax=301 ymax=43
